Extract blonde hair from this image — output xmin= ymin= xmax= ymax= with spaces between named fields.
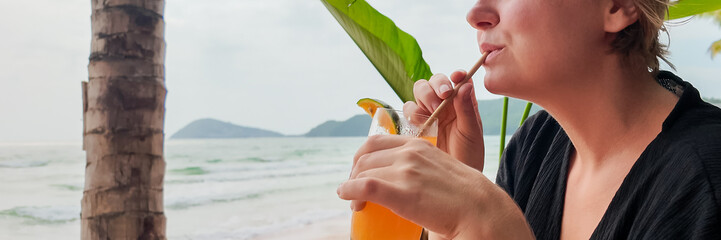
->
xmin=610 ymin=0 xmax=673 ymax=73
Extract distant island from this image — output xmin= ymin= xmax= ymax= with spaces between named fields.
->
xmin=304 ymin=114 xmax=371 ymax=137
xmin=171 ymin=118 xmax=284 ymax=139
xmin=171 ymin=115 xmax=371 ymax=139
xmin=171 ymin=98 xmax=544 ymax=138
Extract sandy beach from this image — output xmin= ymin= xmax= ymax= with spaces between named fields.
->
xmin=255 ymin=215 xmax=350 ymax=240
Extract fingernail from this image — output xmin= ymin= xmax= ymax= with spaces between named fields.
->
xmin=440 ymin=85 xmax=451 ymax=96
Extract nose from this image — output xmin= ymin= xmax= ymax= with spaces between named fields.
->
xmin=466 ymin=0 xmax=499 ymax=31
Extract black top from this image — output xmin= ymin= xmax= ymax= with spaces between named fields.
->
xmin=496 ymin=71 xmax=721 ymax=239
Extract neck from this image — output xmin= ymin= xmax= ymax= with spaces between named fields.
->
xmin=533 ymin=59 xmax=678 ymax=170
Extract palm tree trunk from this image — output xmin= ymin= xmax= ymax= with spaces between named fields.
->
xmin=82 ymin=0 xmax=166 ymax=239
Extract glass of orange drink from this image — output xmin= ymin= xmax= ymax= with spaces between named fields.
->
xmin=351 ymin=108 xmax=438 ymax=240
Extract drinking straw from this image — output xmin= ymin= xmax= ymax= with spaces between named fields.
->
xmin=417 ymin=51 xmax=490 ymax=137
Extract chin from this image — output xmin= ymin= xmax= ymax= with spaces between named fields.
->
xmin=482 ymin=72 xmax=532 ymax=101
xmin=483 ymin=71 xmax=510 ymax=96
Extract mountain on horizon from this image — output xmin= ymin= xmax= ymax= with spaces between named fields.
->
xmin=170 ymin=118 xmax=284 ymax=139
xmin=171 ymin=98 xmax=543 ymax=139
xmin=304 ymin=114 xmax=371 ymax=137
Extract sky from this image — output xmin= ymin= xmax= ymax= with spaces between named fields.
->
xmin=0 ymin=0 xmax=719 ymax=141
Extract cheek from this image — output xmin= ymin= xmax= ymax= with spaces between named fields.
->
xmin=483 ymin=0 xmax=608 ymax=98
xmin=507 ymin=5 xmax=595 ymax=80
xmin=504 ymin=7 xmax=551 ymax=68
xmin=482 ymin=16 xmax=537 ymax=92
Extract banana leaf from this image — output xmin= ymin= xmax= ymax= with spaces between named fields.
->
xmin=667 ymin=0 xmax=721 ymax=20
xmin=321 ymin=0 xmax=433 ymax=103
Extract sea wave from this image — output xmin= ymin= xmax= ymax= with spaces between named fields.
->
xmin=51 ymin=184 xmax=83 ymax=191
xmin=165 ymin=181 xmax=339 ymax=210
xmin=166 ymin=190 xmax=263 ymax=210
xmin=169 ymin=158 xmax=297 ymax=176
xmin=239 ymin=157 xmax=283 ymax=162
xmin=0 ymin=206 xmax=79 ymax=224
xmin=287 ymin=148 xmax=322 ymax=157
xmin=0 ymin=160 xmax=50 ymax=168
xmin=165 ymin=160 xmax=323 ymax=179
xmin=206 ymin=158 xmax=223 ymax=163
xmin=170 ymin=166 xmax=210 ymax=175
xmin=201 ymin=157 xmax=286 ymax=164
xmin=165 ymin=164 xmax=347 ymax=185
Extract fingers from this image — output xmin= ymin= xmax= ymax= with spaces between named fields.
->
xmin=403 ymin=101 xmax=428 ymax=125
xmin=413 ymin=74 xmax=454 ymax=113
xmin=338 ymin=175 xmax=393 ymax=202
xmin=413 ymin=79 xmax=440 ymax=112
xmin=353 ymin=135 xmax=410 ymax=165
xmin=347 ymin=136 xmax=406 ymax=212
xmin=449 ymin=70 xmax=468 ymax=84
xmin=337 ymin=171 xmax=407 ymax=211
xmin=449 ymin=71 xmax=483 ymax=138
xmin=347 ymin=166 xmax=399 ymax=211
xmin=453 ymin=82 xmax=481 ymax=126
xmin=428 ymin=74 xmax=454 ymax=99
xmin=414 ymin=72 xmax=471 ymax=114
xmin=344 ymin=137 xmax=435 ymax=211
xmin=350 ymin=200 xmax=367 ymax=212
xmin=452 ymin=81 xmax=486 ymax=171
xmin=403 ymin=101 xmax=422 ymax=116
xmin=350 ymin=147 xmax=396 ymax=179
xmin=453 ymin=82 xmax=482 ymax=131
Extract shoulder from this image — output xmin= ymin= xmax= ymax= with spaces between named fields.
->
xmin=626 ymin=71 xmax=721 ymax=238
xmin=666 ymin=100 xmax=721 ymax=155
xmin=603 ymin=96 xmax=721 ymax=238
xmin=663 ymin=114 xmax=721 ymax=204
xmin=625 ymin=126 xmax=721 ymax=239
xmin=650 ymin=99 xmax=721 ymax=208
xmin=653 ymin=72 xmax=721 ymax=202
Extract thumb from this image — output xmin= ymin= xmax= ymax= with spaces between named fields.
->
xmin=453 ymin=81 xmax=483 ymax=138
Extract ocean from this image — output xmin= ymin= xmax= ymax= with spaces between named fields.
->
xmin=0 ymin=136 xmax=504 ymax=239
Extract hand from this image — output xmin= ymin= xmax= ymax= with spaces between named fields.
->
xmin=339 ymin=134 xmax=485 ymax=238
xmin=337 ymin=135 xmax=534 ymax=239
xmin=404 ymin=71 xmax=485 ymax=171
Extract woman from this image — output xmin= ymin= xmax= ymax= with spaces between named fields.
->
xmin=337 ymin=0 xmax=721 ymax=239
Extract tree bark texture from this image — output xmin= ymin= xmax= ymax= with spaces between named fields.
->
xmin=82 ymin=0 xmax=166 ymax=239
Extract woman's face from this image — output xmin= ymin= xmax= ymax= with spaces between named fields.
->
xmin=467 ymin=0 xmax=610 ymax=100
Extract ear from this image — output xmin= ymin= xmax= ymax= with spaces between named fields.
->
xmin=604 ymin=0 xmax=639 ymax=33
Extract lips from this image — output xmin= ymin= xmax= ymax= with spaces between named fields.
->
xmin=480 ymin=43 xmax=504 ymax=53
xmin=480 ymin=43 xmax=504 ymax=64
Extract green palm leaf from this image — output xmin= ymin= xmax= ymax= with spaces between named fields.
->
xmin=710 ymin=39 xmax=721 ymax=58
xmin=321 ymin=0 xmax=433 ymax=102
xmin=667 ymin=0 xmax=721 ymax=20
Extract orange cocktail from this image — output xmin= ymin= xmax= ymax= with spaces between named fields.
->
xmin=351 ymin=201 xmax=424 ymax=239
xmin=351 ymin=108 xmax=437 ymax=240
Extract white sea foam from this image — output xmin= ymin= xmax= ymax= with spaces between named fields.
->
xmin=0 ymin=160 xmax=50 ymax=168
xmin=0 ymin=205 xmax=79 ymax=223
